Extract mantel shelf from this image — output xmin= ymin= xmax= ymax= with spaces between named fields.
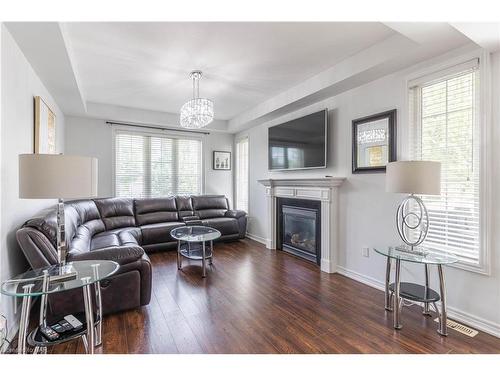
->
xmin=258 ymin=177 xmax=346 ymax=188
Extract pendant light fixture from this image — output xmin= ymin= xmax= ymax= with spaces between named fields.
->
xmin=180 ymin=70 xmax=214 ymax=129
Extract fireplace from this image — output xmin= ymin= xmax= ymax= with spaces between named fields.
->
xmin=277 ymin=198 xmax=321 ymax=265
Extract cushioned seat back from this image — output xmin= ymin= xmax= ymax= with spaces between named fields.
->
xmin=67 ymin=200 xmax=106 ymax=253
xmin=94 ymin=198 xmax=136 ymax=230
xmin=192 ymin=195 xmax=229 ymax=219
xmin=23 ymin=208 xmax=59 ymax=260
xmin=134 ymin=197 xmax=178 ymax=225
xmin=176 ymin=196 xmax=195 ymax=218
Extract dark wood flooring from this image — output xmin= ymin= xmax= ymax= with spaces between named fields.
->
xmin=48 ymin=239 xmax=500 ymax=354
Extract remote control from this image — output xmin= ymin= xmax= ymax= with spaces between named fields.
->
xmin=64 ymin=314 xmax=83 ymax=330
xmin=40 ymin=325 xmax=60 ymax=341
xmin=58 ymin=319 xmax=73 ymax=331
xmin=51 ymin=323 xmax=66 ymax=333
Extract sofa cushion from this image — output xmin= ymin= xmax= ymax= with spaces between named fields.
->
xmin=176 ymin=196 xmax=194 ymax=218
xmin=140 ymin=222 xmax=185 ymax=245
xmin=68 ymin=245 xmax=145 ymax=266
xmin=135 ymin=197 xmax=178 ymax=225
xmin=197 ymin=209 xmax=227 ymax=219
xmin=94 ymin=198 xmax=135 ymax=230
xmin=192 ymin=195 xmax=228 ymax=210
xmin=68 ymin=199 xmax=102 ymax=223
xmin=66 ymin=200 xmax=106 ymax=252
xmin=192 ymin=195 xmax=229 ymax=219
xmin=90 ymin=227 xmax=141 ymax=251
xmin=91 ymin=233 xmax=120 ymax=250
xmin=201 ymin=217 xmax=239 ymax=235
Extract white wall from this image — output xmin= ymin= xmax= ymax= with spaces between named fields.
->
xmin=0 ymin=24 xmax=65 ymax=336
xmin=65 ymin=116 xmax=235 ymax=205
xmin=238 ymin=49 xmax=500 ymax=335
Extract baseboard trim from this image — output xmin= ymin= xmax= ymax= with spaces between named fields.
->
xmin=336 ymin=265 xmax=500 ymax=338
xmin=336 ymin=266 xmax=385 ymax=292
xmin=245 ymin=232 xmax=268 ymax=246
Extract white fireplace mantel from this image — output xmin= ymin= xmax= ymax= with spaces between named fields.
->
xmin=258 ymin=177 xmax=346 ymax=273
xmin=258 ymin=177 xmax=345 ymax=188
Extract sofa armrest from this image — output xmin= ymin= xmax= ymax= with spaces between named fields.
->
xmin=225 ymin=210 xmax=246 ymax=219
xmin=68 ymin=245 xmax=145 ymax=266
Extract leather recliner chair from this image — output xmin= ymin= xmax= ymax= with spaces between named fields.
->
xmin=16 ymin=195 xmax=247 ymax=318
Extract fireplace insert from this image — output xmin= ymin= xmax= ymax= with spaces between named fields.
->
xmin=277 ymin=198 xmax=321 ymax=264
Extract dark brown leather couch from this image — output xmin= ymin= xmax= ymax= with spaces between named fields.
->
xmin=16 ymin=195 xmax=246 ymax=318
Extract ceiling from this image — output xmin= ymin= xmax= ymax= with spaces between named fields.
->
xmin=62 ymin=22 xmax=394 ymax=120
xmin=5 ymin=22 xmax=499 ymax=131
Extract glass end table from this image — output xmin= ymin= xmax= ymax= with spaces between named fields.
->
xmin=170 ymin=226 xmax=221 ymax=278
xmin=374 ymin=246 xmax=458 ymax=336
xmin=1 ymin=260 xmax=119 ymax=354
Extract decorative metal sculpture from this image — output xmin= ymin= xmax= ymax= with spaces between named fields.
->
xmin=396 ymin=194 xmax=429 ymax=250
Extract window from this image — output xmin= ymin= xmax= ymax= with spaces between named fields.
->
xmin=409 ymin=60 xmax=484 ymax=268
xmin=114 ymin=130 xmax=202 ymax=198
xmin=236 ymin=137 xmax=249 ymax=212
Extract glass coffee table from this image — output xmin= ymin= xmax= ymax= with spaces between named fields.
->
xmin=1 ymin=260 xmax=119 ymax=354
xmin=170 ymin=226 xmax=221 ymax=277
xmin=374 ymin=246 xmax=458 ymax=336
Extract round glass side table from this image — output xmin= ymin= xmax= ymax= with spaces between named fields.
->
xmin=1 ymin=260 xmax=119 ymax=354
xmin=373 ymin=246 xmax=458 ymax=336
xmin=170 ymin=226 xmax=221 ymax=278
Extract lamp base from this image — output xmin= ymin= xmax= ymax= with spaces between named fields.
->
xmin=395 ymin=244 xmax=428 ymax=256
xmin=50 ymin=264 xmax=77 ymax=283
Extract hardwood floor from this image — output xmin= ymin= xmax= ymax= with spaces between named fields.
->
xmin=49 ymin=239 xmax=500 ymax=354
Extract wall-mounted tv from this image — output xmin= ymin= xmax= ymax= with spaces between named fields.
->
xmin=268 ymin=109 xmax=327 ymax=171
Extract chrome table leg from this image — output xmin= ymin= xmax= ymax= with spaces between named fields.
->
xmin=82 ymin=280 xmax=95 ymax=354
xmin=423 ymin=264 xmax=432 ymax=316
xmin=437 ymin=264 xmax=448 ymax=336
xmin=39 ymin=271 xmax=49 ymax=327
xmin=18 ymin=284 xmax=34 ymax=354
xmin=92 ymin=264 xmax=102 ymax=346
xmin=201 ymin=240 xmax=207 ymax=278
xmin=177 ymin=240 xmax=182 ymax=270
xmin=393 ymin=258 xmax=402 ymax=329
xmin=209 ymin=240 xmax=213 ymax=265
xmin=384 ymin=257 xmax=392 ymax=311
xmin=81 ymin=335 xmax=89 ymax=353
xmin=33 ymin=346 xmax=47 ymax=354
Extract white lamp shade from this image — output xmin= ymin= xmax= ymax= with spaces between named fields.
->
xmin=19 ymin=154 xmax=98 ymax=199
xmin=386 ymin=161 xmax=441 ymax=195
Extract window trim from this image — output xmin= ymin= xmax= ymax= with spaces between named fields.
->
xmin=235 ymin=136 xmax=249 ymax=213
xmin=111 ymin=125 xmax=205 ymax=198
xmin=404 ymin=50 xmax=492 ymax=275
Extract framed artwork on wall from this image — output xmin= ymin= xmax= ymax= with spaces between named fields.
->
xmin=352 ymin=109 xmax=397 ymax=173
xmin=213 ymin=151 xmax=231 ymax=170
xmin=34 ymin=96 xmax=57 ymax=154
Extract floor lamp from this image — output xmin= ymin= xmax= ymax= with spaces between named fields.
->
xmin=19 ymin=154 xmax=98 ymax=268
xmin=386 ymin=161 xmax=441 ymax=253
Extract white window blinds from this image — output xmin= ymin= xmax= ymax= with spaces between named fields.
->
xmin=236 ymin=137 xmax=249 ymax=212
xmin=115 ymin=130 xmax=202 ymax=198
xmin=409 ymin=63 xmax=481 ymax=265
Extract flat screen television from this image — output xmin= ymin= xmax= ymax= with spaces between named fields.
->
xmin=268 ymin=109 xmax=327 ymax=170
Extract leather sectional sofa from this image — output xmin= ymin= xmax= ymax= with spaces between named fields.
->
xmin=16 ymin=195 xmax=246 ymax=318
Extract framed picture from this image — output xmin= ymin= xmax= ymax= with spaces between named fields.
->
xmin=352 ymin=109 xmax=396 ymax=173
xmin=213 ymin=151 xmax=231 ymax=170
xmin=34 ymin=96 xmax=57 ymax=154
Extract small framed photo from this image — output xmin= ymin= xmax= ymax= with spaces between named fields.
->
xmin=213 ymin=151 xmax=231 ymax=170
xmin=352 ymin=109 xmax=396 ymax=173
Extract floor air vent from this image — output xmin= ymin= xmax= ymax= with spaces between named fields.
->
xmin=434 ymin=318 xmax=478 ymax=337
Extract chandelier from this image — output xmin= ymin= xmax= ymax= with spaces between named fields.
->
xmin=180 ymin=70 xmax=214 ymax=129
